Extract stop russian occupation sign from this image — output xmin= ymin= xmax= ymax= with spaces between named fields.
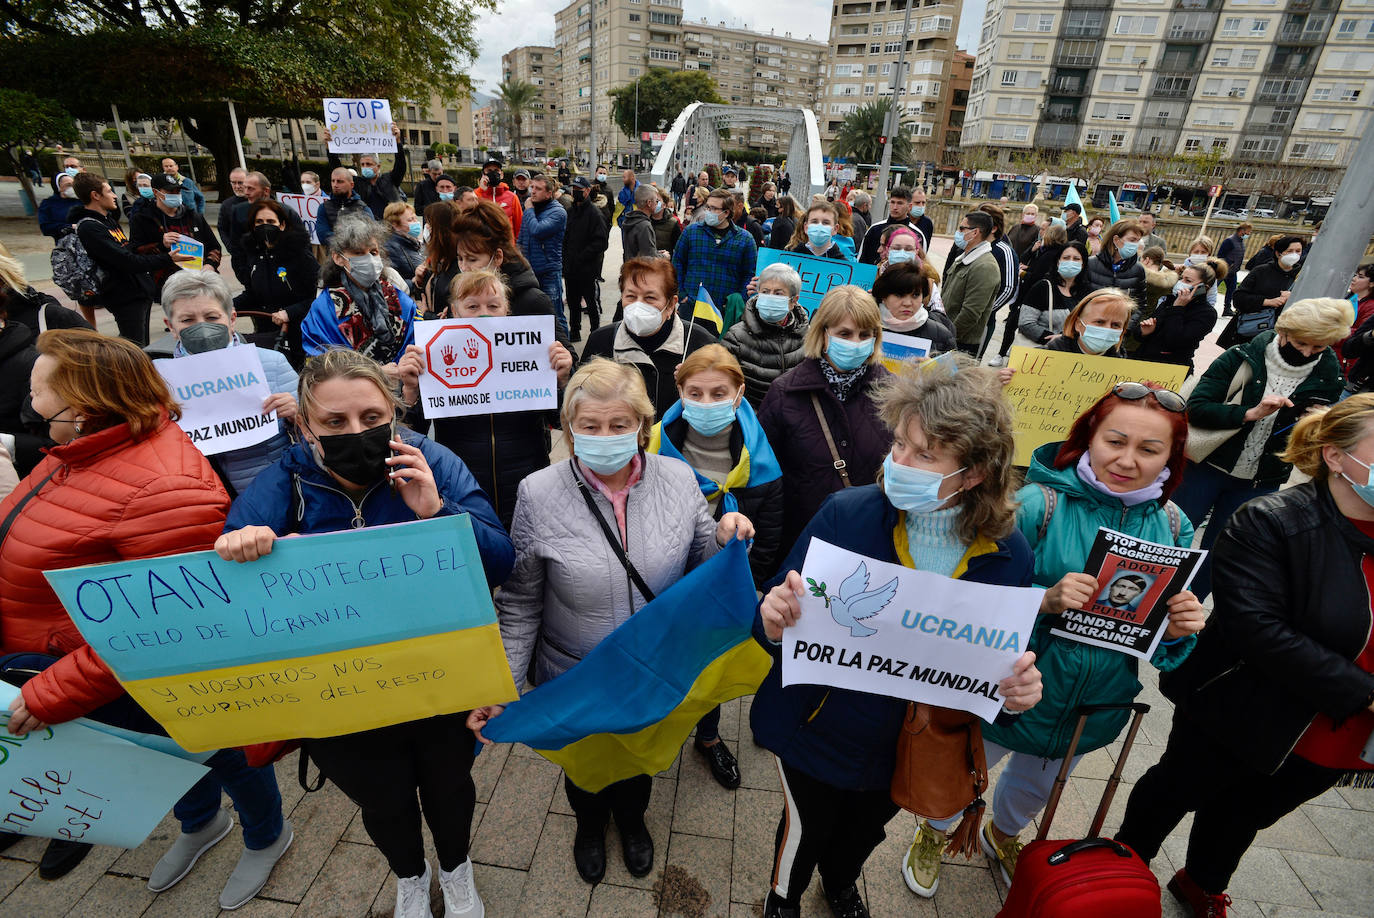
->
xmin=414 ymin=316 xmax=558 ymax=418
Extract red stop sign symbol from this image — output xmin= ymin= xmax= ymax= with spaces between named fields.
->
xmin=424 ymin=323 xmax=493 ymax=389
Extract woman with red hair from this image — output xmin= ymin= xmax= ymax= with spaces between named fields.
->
xmin=902 ymin=382 xmax=1207 ymax=899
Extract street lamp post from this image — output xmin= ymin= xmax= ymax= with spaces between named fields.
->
xmin=873 ymin=0 xmax=915 ymax=219
xmin=588 ymin=1 xmax=598 ymax=171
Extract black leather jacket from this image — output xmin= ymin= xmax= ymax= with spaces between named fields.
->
xmin=1161 ymin=481 xmax=1374 ymax=774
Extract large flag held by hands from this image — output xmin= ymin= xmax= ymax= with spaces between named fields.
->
xmin=483 ymin=538 xmax=769 ymax=791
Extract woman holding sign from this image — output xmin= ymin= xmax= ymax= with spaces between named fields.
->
xmin=216 ymin=347 xmax=513 ymax=918
xmin=1038 ymin=287 xmax=1133 ymax=358
xmin=786 ymin=201 xmax=853 ymax=262
xmin=754 ymin=356 xmax=1044 ymax=918
xmin=900 ymin=381 xmax=1205 ymax=900
xmin=872 ymin=262 xmax=956 ymax=355
xmin=0 ymin=330 xmax=290 ymax=906
xmin=1116 ymin=395 xmax=1374 ymax=918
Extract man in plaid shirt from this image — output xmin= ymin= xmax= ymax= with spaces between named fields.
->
xmin=672 ymin=189 xmax=757 ymax=317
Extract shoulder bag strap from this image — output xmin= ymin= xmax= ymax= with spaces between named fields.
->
xmin=0 ymin=467 xmax=58 ymax=552
xmin=810 ymin=393 xmax=851 ymax=487
xmin=1036 ymin=482 xmax=1058 ymax=544
xmin=569 ymin=463 xmax=657 ymax=603
xmin=1164 ymin=501 xmax=1183 ymax=542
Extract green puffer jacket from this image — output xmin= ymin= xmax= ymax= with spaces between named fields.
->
xmin=982 ymin=442 xmax=1198 ymax=760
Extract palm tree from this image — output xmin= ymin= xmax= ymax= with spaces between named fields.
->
xmin=831 ymin=100 xmax=912 ymax=166
xmin=496 ymin=78 xmax=541 ymax=162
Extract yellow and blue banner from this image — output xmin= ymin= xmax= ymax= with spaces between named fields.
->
xmin=693 ymin=285 xmax=725 ymax=336
xmin=44 ymin=516 xmax=517 ymax=752
xmin=755 ymin=247 xmax=877 ymax=315
xmin=484 ymin=539 xmax=769 ymax=792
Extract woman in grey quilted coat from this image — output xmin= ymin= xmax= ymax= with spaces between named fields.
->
xmin=469 ymin=358 xmax=754 ymax=886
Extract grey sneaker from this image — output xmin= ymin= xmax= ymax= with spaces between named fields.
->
xmin=988 ymin=355 xmax=1008 ymax=368
xmin=148 ymin=809 xmax=233 ymax=893
xmin=902 ymin=820 xmax=945 ymax=898
xmin=219 ymin=819 xmax=294 ymax=909
xmin=396 ymin=862 xmax=434 ymax=918
xmin=439 ymin=857 xmax=484 ymax=917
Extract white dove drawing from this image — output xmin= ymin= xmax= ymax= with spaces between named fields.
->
xmin=826 ymin=562 xmax=900 ymax=638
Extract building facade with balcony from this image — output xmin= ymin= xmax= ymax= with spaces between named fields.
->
xmin=501 ymin=46 xmax=560 ymax=158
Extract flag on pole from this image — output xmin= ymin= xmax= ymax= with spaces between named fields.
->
xmin=1064 ymin=181 xmax=1084 ymax=213
xmin=692 ymin=285 xmax=724 ymax=336
xmin=1108 ymin=191 xmax=1122 ymax=224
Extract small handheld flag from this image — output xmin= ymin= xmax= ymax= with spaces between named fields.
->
xmin=692 ymin=285 xmax=724 ymax=337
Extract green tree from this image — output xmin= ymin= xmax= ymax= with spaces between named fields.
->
xmin=0 ymin=0 xmax=493 ymax=193
xmin=496 ymin=78 xmax=541 ymax=161
xmin=608 ymin=70 xmax=724 ymax=146
xmin=0 ymin=88 xmax=76 ymax=209
xmin=830 ymin=101 xmax=912 ymax=167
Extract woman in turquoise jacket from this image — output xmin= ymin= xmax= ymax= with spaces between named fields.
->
xmin=904 ymin=381 xmax=1207 ymax=899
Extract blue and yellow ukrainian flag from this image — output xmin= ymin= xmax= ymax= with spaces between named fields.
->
xmin=648 ymin=399 xmax=781 ymax=514
xmin=483 ymin=539 xmax=769 ymax=792
xmin=693 ymin=285 xmax=725 ymax=336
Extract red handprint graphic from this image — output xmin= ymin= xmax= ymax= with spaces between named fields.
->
xmin=441 ymin=345 xmax=456 ymax=366
xmin=463 ymin=338 xmax=480 ymax=359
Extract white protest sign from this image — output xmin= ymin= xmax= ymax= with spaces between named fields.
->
xmin=278 ymin=192 xmax=326 ymax=245
xmin=784 ymin=539 xmax=1042 ymax=722
xmin=323 ymin=98 xmax=397 ymax=153
xmin=415 ymin=315 xmax=558 ymax=418
xmin=156 ymin=346 xmax=276 ymax=456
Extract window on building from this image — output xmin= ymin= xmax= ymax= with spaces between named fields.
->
xmin=1291 ymin=142 xmax=1310 ymax=158
xmin=649 ymin=47 xmax=678 ymax=60
xmin=628 ymin=13 xmax=640 ymax=20
xmin=1001 ymin=70 xmax=1018 ymax=86
xmin=1085 ymin=131 xmax=1102 ymax=145
xmin=1221 ymin=16 xmax=1241 ymax=35
xmin=1239 ymin=49 xmax=1260 ymax=66
xmin=1184 ymin=137 xmax=1201 ymax=152
xmin=447 ymin=109 xmax=458 ymax=123
xmin=1109 ymin=132 xmax=1126 ymax=147
xmin=1250 ymin=18 xmax=1268 ymax=34
xmin=1202 ymin=78 xmax=1222 ymax=96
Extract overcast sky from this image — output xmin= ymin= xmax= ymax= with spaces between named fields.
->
xmin=468 ymin=0 xmax=986 ymax=92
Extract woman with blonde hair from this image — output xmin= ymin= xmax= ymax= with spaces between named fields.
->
xmin=1118 ymin=394 xmax=1374 ymax=917
xmin=1039 ymin=287 xmax=1134 ymax=357
xmin=760 ymin=285 xmax=893 ymax=556
xmin=470 ymin=358 xmax=753 ymax=884
xmin=1178 ymin=297 xmax=1353 ymax=599
xmin=787 ymin=200 xmax=853 ymax=261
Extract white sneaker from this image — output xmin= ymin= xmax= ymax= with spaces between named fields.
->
xmin=439 ymin=858 xmax=485 ymax=917
xmin=988 ymin=355 xmax=1007 ymax=368
xmin=395 ymin=862 xmax=434 ymax=918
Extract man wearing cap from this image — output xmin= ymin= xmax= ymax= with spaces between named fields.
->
xmin=321 ymin=123 xmax=406 ymax=219
xmin=563 ymin=175 xmax=609 ymax=340
xmin=512 ymin=170 xmax=532 ymax=209
xmin=160 ymin=158 xmax=206 ymax=214
xmin=477 ymin=157 xmax=522 ymax=238
xmin=1062 ymin=202 xmax=1089 ymax=245
xmin=617 ymin=168 xmax=639 ymax=227
xmin=129 ymin=172 xmax=222 ymax=300
xmin=722 ymin=166 xmax=740 ymax=191
xmin=412 ymin=159 xmax=445 ymax=212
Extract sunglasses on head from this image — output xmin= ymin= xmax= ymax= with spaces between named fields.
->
xmin=1112 ymin=381 xmax=1186 ymax=413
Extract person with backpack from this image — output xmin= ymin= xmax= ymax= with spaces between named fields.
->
xmin=129 ymin=172 xmax=223 ymax=300
xmin=900 ymin=382 xmax=1206 ymax=900
xmin=62 ymin=173 xmax=191 ymax=345
xmin=37 ymin=173 xmax=79 ymax=240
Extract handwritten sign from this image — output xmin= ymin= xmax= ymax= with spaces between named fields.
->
xmin=1051 ymin=528 xmax=1206 ymax=660
xmin=323 ymin=98 xmax=397 ymax=153
xmin=1004 ymin=346 xmax=1189 ymax=466
xmin=0 ymin=683 xmax=207 ymax=848
xmin=155 ymin=347 xmax=276 ymax=456
xmin=43 ymin=516 xmax=518 ymax=752
xmin=756 ymin=247 xmax=878 ymax=315
xmin=414 ymin=316 xmax=558 ymax=418
xmin=879 ymin=332 xmax=932 ymax=372
xmin=171 ymin=235 xmax=204 ymax=270
xmin=785 ymin=539 xmax=1041 ymax=722
xmin=278 ymin=192 xmax=326 ymax=245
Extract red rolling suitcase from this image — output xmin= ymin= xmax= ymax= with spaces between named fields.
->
xmin=996 ymin=703 xmax=1162 ymax=918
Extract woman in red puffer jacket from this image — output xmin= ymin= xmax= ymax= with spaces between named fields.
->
xmin=0 ymin=329 xmax=288 ymax=909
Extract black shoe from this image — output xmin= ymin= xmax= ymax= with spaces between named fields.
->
xmin=570 ymin=329 xmax=582 ymax=342
xmin=825 ymin=883 xmax=870 ymax=918
xmin=764 ymin=891 xmax=801 ymax=918
xmin=695 ymin=738 xmax=741 ymax=789
xmin=1222 ymin=308 xmax=1235 ymax=317
xmin=572 ymin=819 xmax=606 ymax=884
xmin=39 ymin=839 xmax=93 ymax=880
xmin=619 ymin=822 xmax=654 ymax=877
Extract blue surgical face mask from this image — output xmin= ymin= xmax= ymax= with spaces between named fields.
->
xmin=1058 ymin=260 xmax=1083 ymax=279
xmin=887 ymin=249 xmax=915 ymax=265
xmin=574 ymin=431 xmax=640 ymax=476
xmin=1079 ymin=322 xmax=1122 ymax=354
xmin=827 ymin=334 xmax=875 ymax=371
xmin=439 ymin=191 xmax=454 ymax=202
xmin=681 ymin=397 xmax=738 ymax=437
xmin=162 ymin=192 xmax=183 ymax=209
xmin=408 ymin=221 xmax=423 ymax=238
xmin=361 ymin=167 xmax=376 ymax=179
xmin=1172 ymin=280 xmax=1188 ymax=295
xmin=64 ymin=167 xmax=78 ymax=177
xmin=952 ymin=230 xmax=965 ymax=249
xmin=138 ymin=186 xmax=154 ymax=199
xmin=883 ymin=453 xmax=965 ymax=513
xmin=1342 ymin=452 xmax=1374 ymax=508
xmin=702 ymin=210 xmax=722 ymax=228
xmin=807 ymin=223 xmax=833 ymax=247
xmin=755 ymin=293 xmax=791 ymax=322
xmin=1120 ymin=240 xmax=1139 ymax=258
xmin=910 ymin=206 xmax=925 ymax=218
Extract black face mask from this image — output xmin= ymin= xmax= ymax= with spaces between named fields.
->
xmin=313 ymin=422 xmax=393 ymax=487
xmin=572 ymin=189 xmax=586 ymax=203
xmin=485 ymin=171 xmax=502 ymax=187
xmin=253 ymin=224 xmax=282 ymax=246
xmin=1278 ymin=341 xmax=1321 ymax=366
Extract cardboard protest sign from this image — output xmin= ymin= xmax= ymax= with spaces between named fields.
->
xmin=0 ymin=683 xmax=207 ymax=848
xmin=323 ymin=98 xmax=397 ymax=153
xmin=277 ymin=192 xmax=326 ymax=245
xmin=756 ymin=247 xmax=878 ymax=315
xmin=879 ymin=332 xmax=932 ymax=372
xmin=1003 ymin=346 xmax=1189 ymax=466
xmin=155 ymin=347 xmax=276 ymax=456
xmin=171 ymin=235 xmax=204 ymax=270
xmin=414 ymin=316 xmax=558 ymax=418
xmin=44 ymin=516 xmax=517 ymax=752
xmin=784 ymin=539 xmax=1041 ymax=722
xmin=1051 ymin=528 xmax=1206 ymax=660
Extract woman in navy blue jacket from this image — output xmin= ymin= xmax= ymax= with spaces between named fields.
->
xmin=216 ymin=347 xmax=512 ymax=918
xmin=751 ymin=355 xmax=1044 ymax=918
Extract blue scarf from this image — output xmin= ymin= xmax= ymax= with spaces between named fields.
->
xmin=650 ymin=398 xmax=781 ymax=513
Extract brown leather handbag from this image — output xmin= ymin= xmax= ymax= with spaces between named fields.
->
xmin=891 ymin=702 xmax=990 ymax=858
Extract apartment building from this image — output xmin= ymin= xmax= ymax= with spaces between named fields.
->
xmin=819 ymin=0 xmax=964 ymax=152
xmin=473 ymin=106 xmax=495 ymax=150
xmin=960 ymin=0 xmax=1374 ymax=202
xmin=941 ymin=50 xmax=975 ymax=165
xmin=501 ymin=46 xmax=560 ymax=158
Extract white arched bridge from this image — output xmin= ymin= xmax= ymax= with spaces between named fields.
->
xmin=650 ymin=102 xmax=825 ymax=201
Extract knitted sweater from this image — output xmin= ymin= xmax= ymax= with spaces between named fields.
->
xmin=1233 ymin=338 xmax=1317 ymax=479
xmin=903 ymin=504 xmax=965 ymax=576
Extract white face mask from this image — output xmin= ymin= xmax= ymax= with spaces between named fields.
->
xmin=622 ymin=300 xmax=665 ymax=337
xmin=1279 ymin=252 xmax=1301 ymax=269
xmin=301 ymin=182 xmax=317 ymax=196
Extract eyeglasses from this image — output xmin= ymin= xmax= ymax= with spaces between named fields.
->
xmin=1112 ymin=382 xmax=1186 ymax=413
xmin=957 ymin=225 xmax=971 ymax=232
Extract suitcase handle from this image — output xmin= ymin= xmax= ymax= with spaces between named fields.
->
xmin=1046 ymin=837 xmax=1134 ymax=865
xmin=1035 ymin=703 xmax=1151 ymax=842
